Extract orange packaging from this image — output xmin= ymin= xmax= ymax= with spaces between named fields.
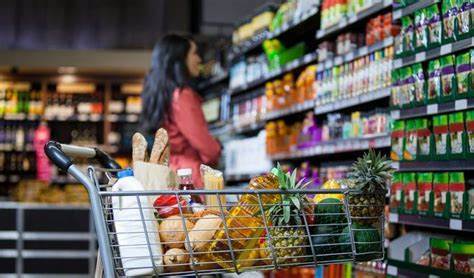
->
xmin=265 ymin=122 xmax=277 ymax=155
xmin=283 ymin=73 xmax=295 ymax=107
xmin=265 ymin=82 xmax=274 ymax=112
xmin=273 ymin=80 xmax=285 ymax=110
xmin=305 ymin=65 xmax=317 ymax=100
xmin=276 ymin=120 xmax=289 ymax=153
xmin=296 ymin=69 xmax=307 ymax=103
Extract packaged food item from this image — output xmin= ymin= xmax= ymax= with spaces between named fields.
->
xmin=430 ymin=237 xmax=453 ymax=270
xmin=417 ymin=172 xmax=433 ymax=216
xmin=442 ymin=0 xmax=457 ymax=43
xmin=440 ymin=55 xmax=457 ymax=102
xmin=391 ymin=120 xmax=406 ymax=161
xmin=404 ymin=66 xmax=416 ymax=108
xmin=427 ymin=4 xmax=442 ymax=48
xmin=433 ymin=115 xmax=450 ymax=159
xmin=456 ymin=0 xmax=472 ymax=39
xmin=417 ymin=118 xmax=433 ymax=160
xmin=427 ymin=59 xmax=442 ymax=104
xmin=449 ymin=172 xmax=466 ymax=218
xmin=391 ymin=69 xmax=401 ymax=107
xmin=153 ymin=195 xmax=190 ymax=219
xmin=177 ymin=168 xmax=203 ymax=207
xmin=403 ymin=172 xmax=417 ymax=214
xmin=472 ymin=49 xmax=474 ymax=97
xmin=403 ymin=119 xmax=418 ymax=160
xmin=414 ymin=9 xmax=428 ymax=51
xmin=451 ymin=241 xmax=474 ymax=274
xmin=466 ymin=110 xmax=474 ymax=157
xmin=412 ymin=63 xmax=426 ymax=105
xmin=456 ymin=52 xmax=472 ymax=98
xmin=449 ymin=112 xmax=467 ymax=159
xmin=433 ymin=172 xmax=450 ymax=218
xmin=390 ymin=172 xmax=404 ymax=212
xmin=401 ymin=16 xmax=415 ymax=55
xmin=201 ymin=165 xmax=225 ymax=209
xmin=265 ymin=82 xmax=275 ymax=111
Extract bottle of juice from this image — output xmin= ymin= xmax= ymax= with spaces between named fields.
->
xmin=206 ymin=172 xmax=281 ymax=270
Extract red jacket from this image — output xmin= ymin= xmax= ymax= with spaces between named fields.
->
xmin=163 ymin=87 xmax=221 ymax=188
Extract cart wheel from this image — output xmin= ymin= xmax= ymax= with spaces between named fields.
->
xmin=94 ymin=252 xmax=104 ymax=278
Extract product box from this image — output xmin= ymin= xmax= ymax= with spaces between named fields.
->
xmin=416 ymin=118 xmax=433 ymax=160
xmin=403 ymin=119 xmax=418 ymax=160
xmin=433 ymin=172 xmax=450 ymax=218
xmin=403 ymin=172 xmax=417 ymax=214
xmin=390 ymin=172 xmax=404 ymax=213
xmin=448 ymin=112 xmax=467 ymax=159
xmin=433 ymin=114 xmax=450 ymax=160
xmin=391 ymin=120 xmax=405 ymax=161
xmin=417 ymin=172 xmax=433 ymax=216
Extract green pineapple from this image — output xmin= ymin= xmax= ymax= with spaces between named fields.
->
xmin=262 ymin=166 xmax=312 ymax=265
xmin=346 ymin=149 xmax=393 ymax=225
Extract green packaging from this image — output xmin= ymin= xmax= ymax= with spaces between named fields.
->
xmin=471 ymin=49 xmax=474 ymax=97
xmin=390 ymin=172 xmax=404 ymax=213
xmin=403 ymin=119 xmax=418 ymax=160
xmin=456 ymin=0 xmax=472 ymax=39
xmin=417 ymin=118 xmax=433 ymax=160
xmin=412 ymin=63 xmax=427 ymax=105
xmin=417 ymin=172 xmax=433 ymax=216
xmin=404 ymin=66 xmax=416 ymax=108
xmin=427 ymin=4 xmax=443 ymax=48
xmin=440 ymin=55 xmax=457 ymax=102
xmin=402 ymin=16 xmax=415 ymax=55
xmin=433 ymin=115 xmax=450 ymax=159
xmin=430 ymin=237 xmax=453 ymax=270
xmin=427 ymin=59 xmax=442 ymax=104
xmin=403 ymin=172 xmax=417 ymax=214
xmin=456 ymin=51 xmax=472 ymax=98
xmin=391 ymin=120 xmax=406 ymax=161
xmin=442 ymin=0 xmax=457 ymax=43
xmin=414 ymin=9 xmax=429 ymax=51
xmin=466 ymin=110 xmax=474 ymax=158
xmin=451 ymin=241 xmax=474 ymax=274
xmin=391 ymin=69 xmax=401 ymax=107
xmin=448 ymin=112 xmax=467 ymax=159
xmin=449 ymin=172 xmax=466 ymax=219
xmin=433 ymin=173 xmax=450 ymax=218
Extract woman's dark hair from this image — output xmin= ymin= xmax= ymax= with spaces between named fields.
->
xmin=140 ymin=34 xmax=193 ymax=133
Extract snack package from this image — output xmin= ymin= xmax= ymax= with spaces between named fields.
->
xmin=442 ymin=0 xmax=458 ymax=43
xmin=404 ymin=66 xmax=416 ymax=108
xmin=401 ymin=16 xmax=415 ymax=55
xmin=414 ymin=9 xmax=429 ymax=51
xmin=403 ymin=172 xmax=417 ymax=214
xmin=417 ymin=172 xmax=433 ymax=216
xmin=449 ymin=172 xmax=466 ymax=219
xmin=456 ymin=52 xmax=472 ymax=98
xmin=440 ymin=55 xmax=457 ymax=102
xmin=430 ymin=237 xmax=453 ymax=270
xmin=403 ymin=119 xmax=418 ymax=160
xmin=451 ymin=241 xmax=474 ymax=274
xmin=391 ymin=120 xmax=406 ymax=161
xmin=433 ymin=172 xmax=450 ymax=218
xmin=200 ymin=165 xmax=226 ymax=209
xmin=391 ymin=69 xmax=401 ymax=107
xmin=466 ymin=110 xmax=474 ymax=157
xmin=449 ymin=112 xmax=467 ymax=159
xmin=427 ymin=4 xmax=443 ymax=48
xmin=417 ymin=118 xmax=433 ymax=160
xmin=427 ymin=59 xmax=442 ymax=104
xmin=471 ymin=49 xmax=474 ymax=97
xmin=433 ymin=115 xmax=450 ymax=159
xmin=398 ymin=68 xmax=408 ymax=107
xmin=394 ymin=30 xmax=404 ymax=58
xmin=412 ymin=63 xmax=427 ymax=105
xmin=390 ymin=172 xmax=404 ymax=212
xmin=456 ymin=0 xmax=472 ymax=39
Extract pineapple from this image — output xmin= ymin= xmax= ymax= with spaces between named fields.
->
xmin=346 ymin=149 xmax=393 ymax=225
xmin=262 ymin=166 xmax=312 ymax=265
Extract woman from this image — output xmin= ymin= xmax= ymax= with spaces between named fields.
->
xmin=141 ymin=34 xmax=221 ymax=188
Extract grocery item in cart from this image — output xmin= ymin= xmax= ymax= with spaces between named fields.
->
xmin=159 ymin=215 xmax=194 ymax=249
xmin=201 ymin=165 xmax=226 ymax=209
xmin=112 ymin=169 xmax=164 ymax=276
xmin=163 ymin=248 xmax=190 ymax=272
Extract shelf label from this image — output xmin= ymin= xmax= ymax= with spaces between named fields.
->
xmin=391 ymin=110 xmax=400 ymax=119
xmin=304 ymin=54 xmax=313 ymax=63
xmin=440 ymin=44 xmax=452 ymax=55
xmin=393 ymin=9 xmax=402 ymax=20
xmin=415 ymin=52 xmax=426 ymax=62
xmin=387 ymin=265 xmax=398 ymax=276
xmin=334 ymin=56 xmax=343 ymax=65
xmin=455 ymin=99 xmax=468 ymax=111
xmin=345 ymin=52 xmax=354 ymax=61
xmin=78 ymin=114 xmax=88 ymax=121
xmin=127 ymin=114 xmax=139 ymax=122
xmin=449 ymin=219 xmax=462 ymax=230
xmin=428 ymin=275 xmax=440 ymax=278
xmin=427 ymin=104 xmax=438 ymax=115
xmin=393 ymin=59 xmax=402 ymax=68
xmin=392 ymin=161 xmax=400 ymax=170
xmin=359 ymin=46 xmax=368 ymax=56
xmin=389 ymin=213 xmax=399 ymax=223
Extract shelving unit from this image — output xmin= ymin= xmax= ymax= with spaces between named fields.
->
xmin=392 ymin=0 xmax=439 ymax=20
xmin=388 ymin=213 xmax=474 ymax=232
xmin=387 ymin=259 xmax=472 ymax=278
xmin=392 ymin=160 xmax=474 ymax=172
xmin=197 ymin=72 xmax=229 ymax=91
xmin=392 ymin=98 xmax=474 ymax=120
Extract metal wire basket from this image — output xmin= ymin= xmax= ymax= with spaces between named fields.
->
xmin=44 ymin=142 xmax=385 ymax=278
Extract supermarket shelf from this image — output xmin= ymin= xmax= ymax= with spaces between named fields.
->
xmin=388 ymin=213 xmax=474 ymax=232
xmin=387 ymin=259 xmax=472 ymax=278
xmin=319 ymin=37 xmax=394 ymax=71
xmin=231 ymin=121 xmax=265 ymax=134
xmin=107 ymin=113 xmax=139 ymax=123
xmin=392 ymin=159 xmax=474 ymax=172
xmin=229 ymin=51 xmax=318 ymax=96
xmin=315 ymin=87 xmax=391 ymax=115
xmin=393 ymin=37 xmax=474 ymax=69
xmin=264 ymin=99 xmax=315 ymax=121
xmin=229 ymin=7 xmax=319 ymax=59
xmin=269 ymin=134 xmax=390 ymax=160
xmin=45 ymin=114 xmax=104 ymax=122
xmin=316 ymin=0 xmax=392 ymax=40
xmin=0 ymin=143 xmax=35 ymax=152
xmin=0 ymin=174 xmax=21 ymax=183
xmin=2 ymin=114 xmax=41 ymax=121
xmin=198 ymin=72 xmax=229 ymax=91
xmin=391 ymin=98 xmax=474 ymax=120
xmin=393 ymin=0 xmax=439 ymax=21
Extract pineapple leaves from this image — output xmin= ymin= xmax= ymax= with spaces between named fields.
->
xmin=283 ymin=199 xmax=291 ymax=224
xmin=290 ymin=196 xmax=300 ymax=210
xmin=348 ymin=149 xmax=394 ymax=193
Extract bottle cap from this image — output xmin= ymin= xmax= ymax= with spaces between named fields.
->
xmin=118 ymin=168 xmax=134 ymax=179
xmin=177 ymin=168 xmax=192 ymax=176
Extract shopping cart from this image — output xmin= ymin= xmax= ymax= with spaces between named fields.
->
xmin=45 ymin=141 xmax=385 ymax=278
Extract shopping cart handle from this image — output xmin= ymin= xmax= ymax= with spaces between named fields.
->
xmin=44 ymin=141 xmax=121 ymax=172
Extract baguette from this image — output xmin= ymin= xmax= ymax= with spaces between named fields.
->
xmin=132 ymin=132 xmax=148 ymax=162
xmin=158 ymin=143 xmax=170 ymax=165
xmin=150 ymin=128 xmax=168 ymax=164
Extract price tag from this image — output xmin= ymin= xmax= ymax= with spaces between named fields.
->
xmin=391 ymin=110 xmax=400 ymax=119
xmin=440 ymin=44 xmax=452 ymax=55
xmin=428 ymin=275 xmax=440 ymax=278
xmin=415 ymin=52 xmax=426 ymax=62
xmin=389 ymin=213 xmax=399 ymax=223
xmin=127 ymin=114 xmax=139 ymax=122
xmin=392 ymin=161 xmax=400 ymax=169
xmin=455 ymin=99 xmax=468 ymax=110
xmin=393 ymin=9 xmax=402 ymax=20
xmin=108 ymin=114 xmax=119 ymax=122
xmin=90 ymin=114 xmax=101 ymax=122
xmin=345 ymin=52 xmax=354 ymax=61
xmin=359 ymin=46 xmax=368 ymax=56
xmin=387 ymin=265 xmax=398 ymax=276
xmin=304 ymin=53 xmax=313 ymax=63
xmin=334 ymin=56 xmax=343 ymax=65
xmin=427 ymin=104 xmax=438 ymax=114
xmin=393 ymin=59 xmax=402 ymax=69
xmin=78 ymin=114 xmax=88 ymax=121
xmin=449 ymin=219 xmax=463 ymax=230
